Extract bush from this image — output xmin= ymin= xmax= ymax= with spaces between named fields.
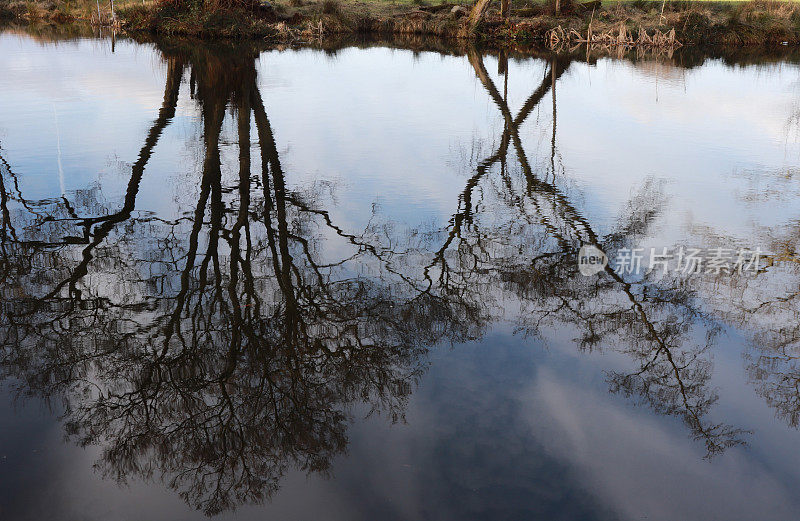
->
xmin=321 ymin=0 xmax=338 ymax=15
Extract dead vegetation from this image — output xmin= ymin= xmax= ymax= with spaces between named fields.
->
xmin=5 ymin=0 xmax=800 ymax=47
xmin=1 ymin=1 xmax=77 ymax=23
xmin=546 ymin=22 xmax=680 ymax=49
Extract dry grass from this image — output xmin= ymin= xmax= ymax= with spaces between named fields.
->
xmin=6 ymin=0 xmax=800 ymax=46
xmin=546 ymin=21 xmax=680 ymax=47
xmin=1 ymin=0 xmax=159 ymax=24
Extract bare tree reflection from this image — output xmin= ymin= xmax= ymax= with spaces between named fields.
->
xmin=692 ymin=222 xmax=800 ymax=430
xmin=0 ymin=42 xmax=480 ymax=515
xmin=421 ymin=50 xmax=749 ymax=456
xmin=4 ymin=39 xmax=800 ymax=515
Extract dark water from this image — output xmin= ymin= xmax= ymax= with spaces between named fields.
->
xmin=1 ymin=28 xmax=800 ymax=520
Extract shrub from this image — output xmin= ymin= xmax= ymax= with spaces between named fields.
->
xmin=321 ymin=0 xmax=338 ymax=15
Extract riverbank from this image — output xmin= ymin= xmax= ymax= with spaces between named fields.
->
xmin=3 ymin=0 xmax=800 ymax=46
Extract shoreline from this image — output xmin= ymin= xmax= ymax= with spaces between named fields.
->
xmin=3 ymin=0 xmax=800 ymax=48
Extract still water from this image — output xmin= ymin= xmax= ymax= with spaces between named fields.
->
xmin=1 ymin=28 xmax=800 ymax=520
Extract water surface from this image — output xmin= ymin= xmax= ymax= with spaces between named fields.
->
xmin=1 ymin=30 xmax=800 ymax=521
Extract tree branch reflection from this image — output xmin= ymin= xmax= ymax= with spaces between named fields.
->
xmin=3 ymin=40 xmax=800 ymax=515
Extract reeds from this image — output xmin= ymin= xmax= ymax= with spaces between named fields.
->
xmin=546 ymin=22 xmax=681 ymax=49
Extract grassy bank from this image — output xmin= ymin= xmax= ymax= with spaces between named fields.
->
xmin=3 ymin=0 xmax=800 ymax=46
xmin=0 ymin=0 xmax=154 ymax=24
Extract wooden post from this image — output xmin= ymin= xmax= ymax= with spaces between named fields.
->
xmin=500 ymin=0 xmax=509 ymax=19
xmin=554 ymin=0 xmax=560 ymax=15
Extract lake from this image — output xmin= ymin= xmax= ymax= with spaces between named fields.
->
xmin=1 ymin=27 xmax=800 ymax=521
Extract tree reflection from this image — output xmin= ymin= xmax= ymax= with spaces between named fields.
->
xmin=0 ymin=41 xmax=480 ymax=515
xmin=694 ymin=223 xmax=800 ymax=430
xmin=420 ymin=50 xmax=748 ymax=456
xmin=2 ymin=39 xmax=799 ymax=515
